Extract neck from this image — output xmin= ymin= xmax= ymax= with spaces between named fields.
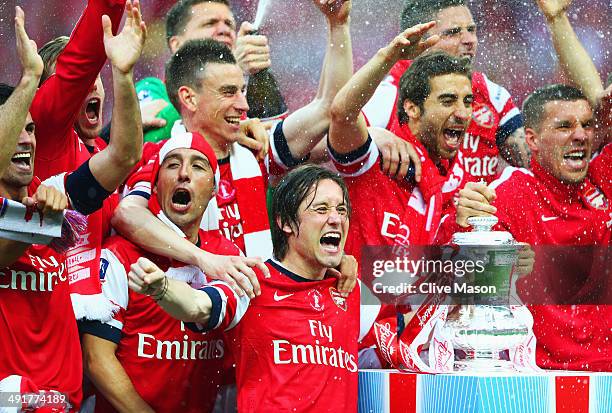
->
xmin=181 ymin=222 xmax=200 ymax=245
xmin=183 ymin=117 xmax=231 ymax=159
xmin=280 ymin=250 xmax=328 ymax=281
xmin=0 ymin=183 xmax=27 ymax=202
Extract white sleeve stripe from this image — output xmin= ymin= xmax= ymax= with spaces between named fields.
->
xmin=105 ymin=318 xmax=124 ymax=331
xmin=331 ymin=142 xmax=380 ymax=178
xmin=499 ymin=107 xmax=521 ymax=126
xmin=208 ymin=281 xmax=251 ymax=331
xmin=489 ymin=166 xmax=533 ymax=190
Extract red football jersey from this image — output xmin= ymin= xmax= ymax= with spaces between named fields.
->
xmin=0 ymin=180 xmax=82 ymax=410
xmin=362 ymin=60 xmax=523 ymax=183
xmin=31 ymin=0 xmax=124 ymax=181
xmin=328 ymin=136 xmax=470 ymax=265
xmin=227 ymin=260 xmax=361 ymax=413
xmin=461 ymin=151 xmax=611 ymax=371
xmin=92 ymin=230 xmax=242 ymax=413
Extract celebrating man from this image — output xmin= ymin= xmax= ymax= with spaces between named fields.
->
xmin=328 ymin=23 xmax=474 ymax=262
xmin=82 ymin=133 xmax=248 ymax=413
xmin=451 ymin=84 xmax=612 ymax=370
xmin=0 ymin=6 xmax=144 ymax=410
xmin=128 ymin=165 xmax=375 ymax=412
xmin=136 ymin=0 xmax=287 ymax=143
xmin=363 ymin=0 xmax=529 ymax=181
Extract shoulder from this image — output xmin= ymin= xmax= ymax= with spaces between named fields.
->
xmin=199 ymin=230 xmax=242 ymax=256
xmin=489 ymin=167 xmax=536 ymax=205
xmin=472 ymin=71 xmax=514 ymax=113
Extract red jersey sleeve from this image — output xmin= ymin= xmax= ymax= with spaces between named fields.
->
xmin=31 ymin=0 xmax=126 ymax=160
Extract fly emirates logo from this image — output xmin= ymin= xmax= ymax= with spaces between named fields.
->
xmin=137 ymin=322 xmax=224 ymax=361
xmin=272 ymin=320 xmax=357 ymax=372
xmin=0 ymin=254 xmax=67 ymax=292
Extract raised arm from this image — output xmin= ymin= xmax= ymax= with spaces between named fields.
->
xmin=112 ymin=195 xmax=268 ymax=298
xmin=88 ymin=0 xmax=145 ymax=192
xmin=280 ymin=0 xmax=353 ymax=158
xmin=329 ymin=22 xmax=438 ymax=154
xmin=30 ymin=0 xmax=126 ymax=139
xmin=0 ymin=7 xmax=42 ymax=176
xmin=536 ymin=0 xmax=604 ymax=107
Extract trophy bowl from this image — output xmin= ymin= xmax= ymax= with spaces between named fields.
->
xmin=444 ymin=216 xmax=529 ymax=372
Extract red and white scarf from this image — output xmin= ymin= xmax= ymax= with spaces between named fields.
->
xmin=171 ymin=122 xmax=272 ymax=258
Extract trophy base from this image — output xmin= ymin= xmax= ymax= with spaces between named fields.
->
xmin=454 ymin=351 xmax=516 ymax=372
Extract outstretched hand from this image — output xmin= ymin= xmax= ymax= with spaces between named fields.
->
xmin=382 ymin=21 xmax=440 ymax=62
xmin=103 ymin=0 xmax=147 ymax=74
xmin=536 ymin=0 xmax=573 ymax=21
xmin=14 ymin=6 xmax=43 ymax=79
xmin=313 ymin=0 xmax=352 ymax=25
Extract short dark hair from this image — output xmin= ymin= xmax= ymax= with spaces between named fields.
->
xmin=0 ymin=84 xmax=15 ymax=105
xmin=271 ymin=165 xmax=351 ymax=261
xmin=401 ymin=0 xmax=467 ymax=31
xmin=38 ymin=36 xmax=69 ymax=85
xmin=166 ymin=0 xmax=231 ymax=46
xmin=165 ymin=38 xmax=236 ymax=111
xmin=522 ymin=84 xmax=587 ymax=131
xmin=397 ymin=51 xmax=471 ymax=124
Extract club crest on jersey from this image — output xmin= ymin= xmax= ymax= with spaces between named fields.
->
xmin=471 ymin=103 xmax=495 ymax=128
xmin=217 ymin=179 xmax=236 ymax=202
xmin=308 ymin=289 xmax=325 ymax=312
xmin=584 ymin=186 xmax=608 ymax=210
xmin=329 ymin=288 xmax=347 ymax=311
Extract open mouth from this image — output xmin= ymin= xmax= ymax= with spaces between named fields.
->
xmin=225 ymin=116 xmax=241 ymax=128
xmin=562 ymin=149 xmax=588 ymax=171
xmin=320 ymin=231 xmax=341 ymax=253
xmin=11 ymin=152 xmax=32 ymax=171
xmin=443 ymin=127 xmax=464 ymax=150
xmin=85 ymin=98 xmax=101 ymax=126
xmin=171 ymin=188 xmax=192 ymax=212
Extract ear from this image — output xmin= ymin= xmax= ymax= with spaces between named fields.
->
xmin=403 ymin=99 xmax=421 ymax=122
xmin=168 ymin=36 xmax=181 ymax=54
xmin=277 ymin=216 xmax=294 ymax=235
xmin=178 ymin=86 xmax=198 ymax=113
xmin=525 ymin=127 xmax=539 ymax=154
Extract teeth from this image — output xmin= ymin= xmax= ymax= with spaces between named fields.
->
xmin=226 ymin=117 xmax=240 ymax=125
xmin=564 ymin=151 xmax=585 ymax=160
xmin=12 ymin=153 xmax=30 ymax=160
xmin=324 ymin=233 xmax=340 ymax=239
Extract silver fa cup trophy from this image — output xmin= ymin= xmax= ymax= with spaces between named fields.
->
xmin=443 ymin=216 xmax=529 ymax=371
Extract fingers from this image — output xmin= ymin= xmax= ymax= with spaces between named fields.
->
xmin=227 ymin=266 xmax=255 ymax=299
xmin=387 ymin=144 xmax=400 ymax=177
xmin=31 ymin=186 xmax=68 ymax=215
xmin=515 ymin=243 xmax=535 ymax=278
xmin=403 ymin=141 xmax=422 ymax=182
xmin=249 ymin=258 xmax=271 ymax=278
xmin=463 ymin=181 xmax=497 ymax=203
xmin=14 ymin=6 xmax=27 ymax=41
xmin=402 ymin=21 xmax=436 ymax=40
xmin=101 ymin=15 xmax=113 ymax=39
xmin=238 ymin=21 xmax=256 ymax=37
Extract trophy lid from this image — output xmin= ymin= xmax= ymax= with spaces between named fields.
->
xmin=452 ymin=216 xmax=515 ymax=245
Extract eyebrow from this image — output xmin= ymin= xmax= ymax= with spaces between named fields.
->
xmin=438 ymin=93 xmax=458 ymax=100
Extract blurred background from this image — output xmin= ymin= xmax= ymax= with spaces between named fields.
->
xmin=0 ymin=0 xmax=610 ymax=119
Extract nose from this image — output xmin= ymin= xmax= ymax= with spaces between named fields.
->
xmin=571 ymin=123 xmax=589 ymax=142
xmin=177 ymin=163 xmax=191 ymax=181
xmin=19 ymin=126 xmax=35 ymax=146
xmin=454 ymin=103 xmax=472 ymax=123
xmin=461 ymin=29 xmax=477 ymax=47
xmin=235 ymin=90 xmax=250 ymax=113
xmin=326 ymin=207 xmax=344 ymax=225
